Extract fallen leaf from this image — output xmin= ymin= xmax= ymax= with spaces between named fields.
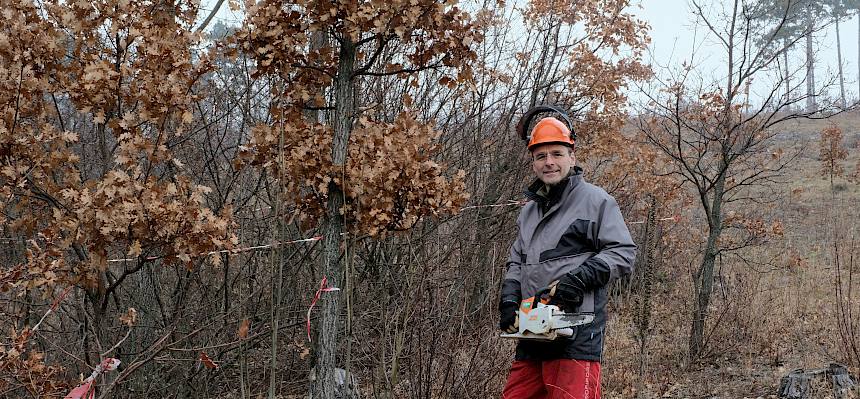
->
xmin=237 ymin=319 xmax=250 ymax=339
xmin=199 ymin=352 xmax=218 ymax=369
xmin=119 ymin=307 xmax=137 ymax=327
xmin=128 ymin=240 xmax=142 ymax=257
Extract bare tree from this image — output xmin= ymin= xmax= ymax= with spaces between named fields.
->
xmin=637 ymin=0 xmax=849 ymax=361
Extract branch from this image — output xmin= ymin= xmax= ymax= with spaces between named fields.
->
xmin=290 ymin=62 xmax=336 ymax=79
xmin=691 ymin=0 xmax=730 ymax=50
xmin=352 ymin=34 xmax=395 ymax=76
xmin=356 ymin=62 xmax=445 ymax=77
xmin=195 ymin=0 xmax=226 ymax=33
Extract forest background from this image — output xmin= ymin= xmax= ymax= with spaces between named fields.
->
xmin=1 ymin=0 xmax=860 ymax=398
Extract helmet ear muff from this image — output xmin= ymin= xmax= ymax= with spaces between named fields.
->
xmin=516 ymin=105 xmax=576 ymax=144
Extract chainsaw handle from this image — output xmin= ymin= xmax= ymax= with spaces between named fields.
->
xmin=533 ymin=280 xmax=559 ymax=307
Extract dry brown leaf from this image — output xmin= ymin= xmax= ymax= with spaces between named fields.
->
xmin=199 ymin=352 xmax=218 ymax=369
xmin=119 ymin=308 xmax=137 ymax=327
xmin=237 ymin=319 xmax=250 ymax=339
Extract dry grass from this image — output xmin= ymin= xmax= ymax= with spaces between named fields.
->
xmin=602 ymin=117 xmax=860 ymax=398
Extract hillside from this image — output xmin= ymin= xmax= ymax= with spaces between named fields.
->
xmin=602 ymin=116 xmax=860 ymax=398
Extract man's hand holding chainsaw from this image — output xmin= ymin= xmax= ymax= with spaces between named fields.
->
xmin=499 ymin=300 xmax=519 ymax=334
xmin=535 ymin=278 xmax=582 ymax=312
xmin=535 ymin=258 xmax=612 ymax=312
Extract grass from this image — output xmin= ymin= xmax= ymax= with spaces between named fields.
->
xmin=602 ymin=117 xmax=860 ymax=398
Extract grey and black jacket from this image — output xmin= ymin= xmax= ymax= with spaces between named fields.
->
xmin=500 ymin=166 xmax=636 ymax=361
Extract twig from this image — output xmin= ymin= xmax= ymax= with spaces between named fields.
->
xmin=100 ymin=328 xmax=132 ymax=357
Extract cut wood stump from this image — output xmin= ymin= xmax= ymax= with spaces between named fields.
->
xmin=778 ymin=363 xmax=856 ymax=399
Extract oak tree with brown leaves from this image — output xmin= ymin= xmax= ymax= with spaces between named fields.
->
xmin=235 ymin=0 xmax=478 ymax=396
xmin=1 ymin=0 xmax=234 ymax=395
xmin=819 ymin=123 xmax=848 ymax=191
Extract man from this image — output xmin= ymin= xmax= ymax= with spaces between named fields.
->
xmin=499 ymin=107 xmax=636 ymax=399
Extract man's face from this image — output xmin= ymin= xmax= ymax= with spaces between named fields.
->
xmin=531 ymin=144 xmax=575 ymax=186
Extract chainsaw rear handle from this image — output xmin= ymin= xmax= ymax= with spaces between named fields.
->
xmin=515 ymin=105 xmax=576 ymax=143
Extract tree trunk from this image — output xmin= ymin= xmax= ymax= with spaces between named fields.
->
xmin=305 ymin=30 xmax=328 ymax=124
xmin=690 ymin=2 xmax=734 ymax=355
xmin=310 ymin=37 xmax=356 ymax=399
xmin=85 ymin=281 xmax=112 ymax=363
xmin=688 ymin=172 xmax=726 ymax=361
xmin=805 ymin=14 xmax=816 ymax=112
xmin=268 ymin=135 xmax=286 ymax=397
xmin=836 ymin=16 xmax=846 ymax=107
xmin=783 ymin=39 xmax=790 ymax=106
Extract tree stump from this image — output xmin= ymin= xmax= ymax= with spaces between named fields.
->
xmin=308 ymin=367 xmax=360 ymax=399
xmin=778 ymin=363 xmax=856 ymax=399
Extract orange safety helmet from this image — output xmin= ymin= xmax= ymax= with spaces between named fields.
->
xmin=516 ymin=105 xmax=576 ymax=151
xmin=527 ymin=117 xmax=574 ymax=150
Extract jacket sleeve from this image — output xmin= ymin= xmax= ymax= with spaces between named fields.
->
xmin=500 ymin=223 xmax=525 ymax=306
xmin=591 ymin=195 xmax=636 ymax=282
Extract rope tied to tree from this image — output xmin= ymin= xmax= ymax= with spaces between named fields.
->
xmin=307 ymin=275 xmax=340 ymax=342
xmin=63 ymin=357 xmax=121 ymax=399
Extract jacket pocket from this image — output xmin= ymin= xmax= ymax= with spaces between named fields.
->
xmin=538 ymin=219 xmax=597 ymax=262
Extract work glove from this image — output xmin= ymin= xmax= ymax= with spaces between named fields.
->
xmin=553 ymin=273 xmax=587 ymax=311
xmin=537 ymin=258 xmax=613 ymax=312
xmin=499 ymin=300 xmax=520 ymax=333
xmin=499 ymin=278 xmax=521 ymax=333
xmin=534 ymin=279 xmax=583 ymax=312
xmin=534 ymin=277 xmax=584 ymax=312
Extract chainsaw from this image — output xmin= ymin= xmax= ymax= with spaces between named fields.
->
xmin=500 ymin=296 xmax=594 ymax=341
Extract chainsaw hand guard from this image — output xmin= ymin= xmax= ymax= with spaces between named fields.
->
xmin=534 ymin=280 xmax=558 ymax=305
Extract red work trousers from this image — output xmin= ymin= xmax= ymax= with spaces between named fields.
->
xmin=501 ymin=359 xmax=601 ymax=399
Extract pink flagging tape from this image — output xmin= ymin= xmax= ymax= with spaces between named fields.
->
xmin=460 ymin=199 xmax=528 ymax=210
xmin=64 ymin=358 xmax=121 ymax=399
xmin=204 ymin=236 xmax=323 ymax=256
xmin=628 ymin=216 xmax=679 ymax=225
xmin=107 ymin=255 xmax=160 ymax=263
xmin=240 ymin=200 xmax=529 ymax=213
xmin=306 ymin=275 xmax=340 ymax=341
xmin=29 ymin=285 xmax=73 ymax=336
xmin=107 ymin=236 xmax=323 ymax=263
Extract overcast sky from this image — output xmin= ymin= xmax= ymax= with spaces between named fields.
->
xmin=631 ymin=0 xmax=860 ymax=103
xmin=197 ymin=0 xmax=860 ymax=104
